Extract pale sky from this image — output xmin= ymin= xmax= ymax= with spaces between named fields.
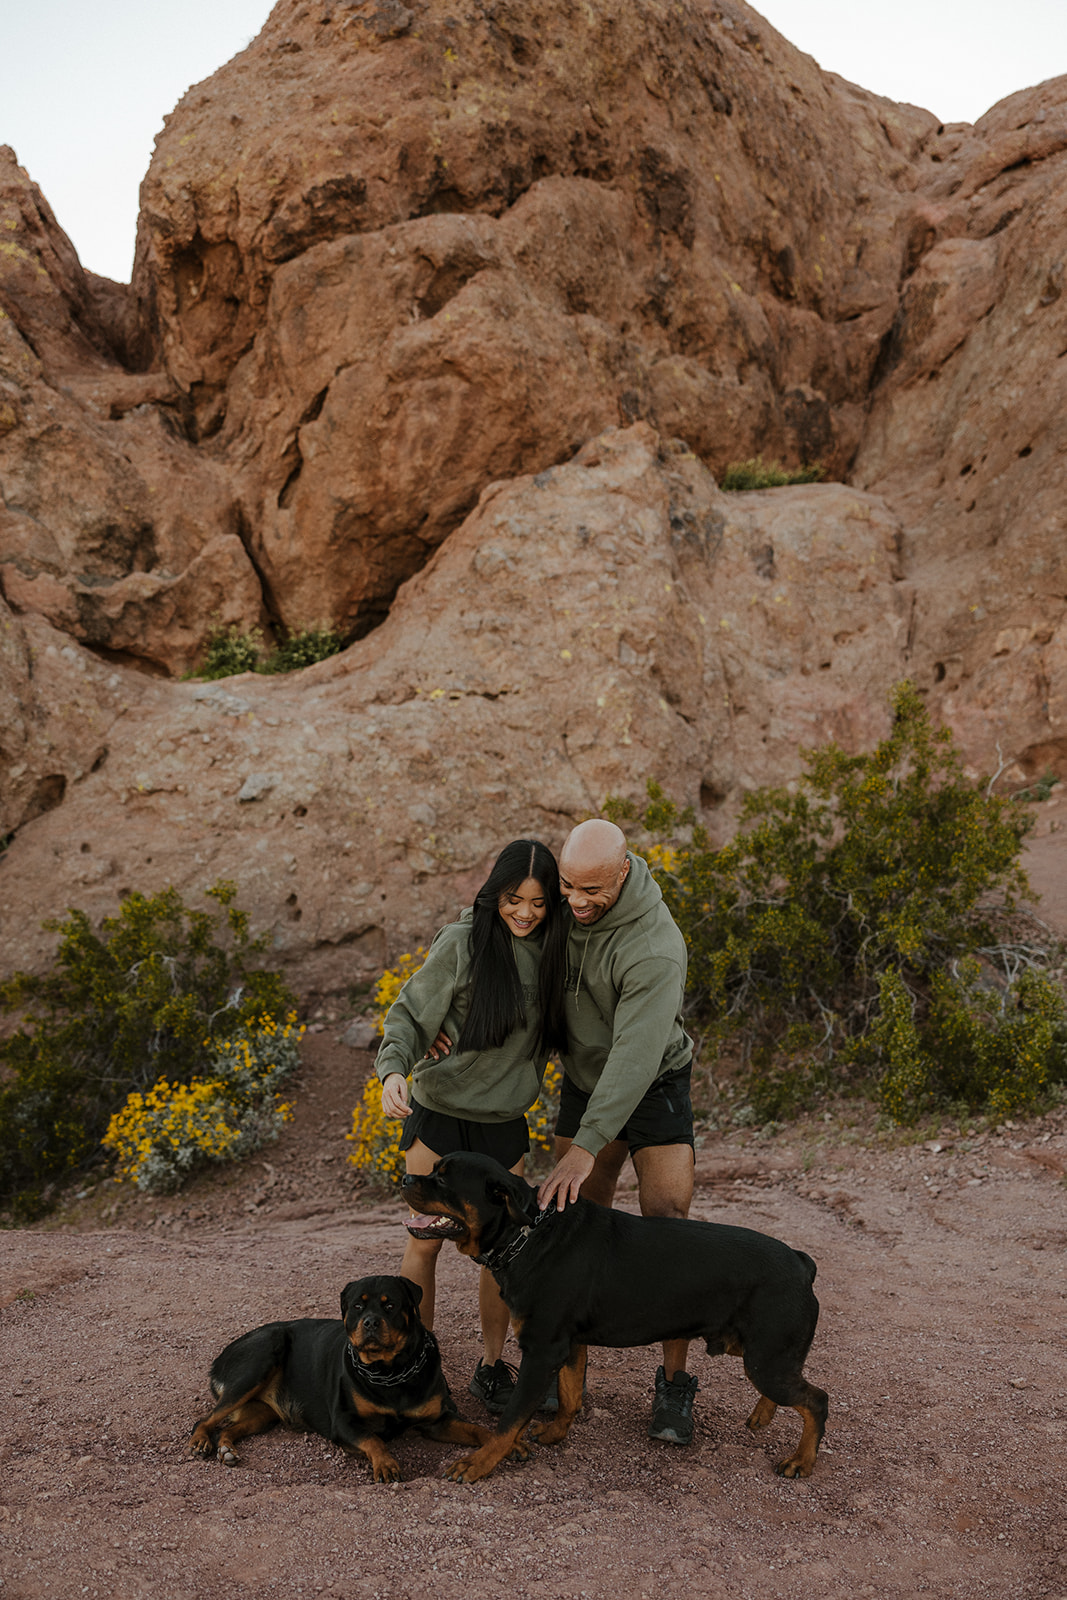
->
xmin=4 ymin=0 xmax=1066 ymax=284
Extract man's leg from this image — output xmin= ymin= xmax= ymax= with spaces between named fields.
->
xmin=552 ymin=1134 xmax=629 ymax=1207
xmin=634 ymin=1141 xmax=698 ymax=1442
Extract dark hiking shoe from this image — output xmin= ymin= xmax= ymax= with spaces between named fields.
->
xmin=648 ymin=1365 xmax=698 ymax=1444
xmin=469 ymin=1358 xmax=518 ymax=1414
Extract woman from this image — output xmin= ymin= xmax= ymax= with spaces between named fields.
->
xmin=376 ymin=838 xmax=567 ymax=1414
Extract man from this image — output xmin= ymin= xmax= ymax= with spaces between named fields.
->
xmin=539 ymin=817 xmax=698 ymax=1445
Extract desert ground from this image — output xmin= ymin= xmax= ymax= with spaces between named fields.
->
xmin=2 ymin=1025 xmax=1065 ymax=1600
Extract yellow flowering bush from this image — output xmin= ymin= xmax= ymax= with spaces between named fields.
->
xmin=103 ymin=1012 xmax=302 ymax=1192
xmin=347 ymin=1074 xmax=404 ymax=1187
xmin=371 ymin=948 xmax=427 ymax=1032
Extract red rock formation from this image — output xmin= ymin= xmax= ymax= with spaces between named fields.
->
xmin=131 ymin=0 xmax=936 ymax=634
xmin=2 ymin=3 xmax=1067 ymax=982
xmin=0 ymin=424 xmax=910 ymax=984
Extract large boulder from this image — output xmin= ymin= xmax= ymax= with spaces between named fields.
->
xmin=852 ymin=80 xmax=1067 ymax=782
xmin=0 ymin=148 xmax=266 ymax=676
xmin=0 ymin=424 xmax=910 ymax=987
xmin=132 ymin=0 xmax=936 ymax=634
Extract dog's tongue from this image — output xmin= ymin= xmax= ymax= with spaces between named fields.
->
xmin=405 ymin=1212 xmax=452 ymax=1233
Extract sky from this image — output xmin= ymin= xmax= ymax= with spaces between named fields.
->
xmin=3 ymin=0 xmax=1066 ymax=284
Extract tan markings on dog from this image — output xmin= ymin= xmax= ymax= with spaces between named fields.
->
xmin=775 ymin=1403 xmax=823 ymax=1478
xmin=443 ymin=1421 xmax=533 ymax=1484
xmin=424 ymin=1417 xmax=493 ymax=1449
xmin=529 ymin=1345 xmax=587 ymax=1448
xmin=349 ymin=1432 xmax=401 ymax=1484
xmin=746 ymin=1394 xmax=778 ymax=1431
xmin=453 ymin=1200 xmax=484 ymax=1257
xmin=188 ymin=1370 xmax=284 ymax=1458
xmin=404 ymin=1396 xmax=447 ymax=1421
xmin=350 ymin=1389 xmax=399 ymax=1420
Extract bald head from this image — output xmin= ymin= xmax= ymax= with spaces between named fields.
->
xmin=559 ymin=819 xmax=630 ymax=926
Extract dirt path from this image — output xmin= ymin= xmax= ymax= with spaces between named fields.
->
xmin=2 ymin=1032 xmax=1066 ymax=1600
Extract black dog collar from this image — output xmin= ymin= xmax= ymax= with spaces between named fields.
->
xmin=345 ymin=1326 xmax=440 ymax=1388
xmin=475 ymin=1199 xmax=557 ymax=1271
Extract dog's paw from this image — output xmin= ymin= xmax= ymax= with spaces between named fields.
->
xmin=217 ymin=1444 xmax=241 ymax=1468
xmin=443 ymin=1454 xmax=485 ymax=1484
xmin=527 ymin=1418 xmax=567 ymax=1447
xmin=507 ymin=1436 xmax=532 ymax=1462
xmin=774 ymin=1454 xmax=814 ymax=1479
xmin=372 ymin=1456 xmax=401 ymax=1484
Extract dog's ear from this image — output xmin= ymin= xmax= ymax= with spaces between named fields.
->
xmin=397 ymin=1275 xmax=424 ymax=1312
xmin=487 ymin=1170 xmax=539 ymax=1228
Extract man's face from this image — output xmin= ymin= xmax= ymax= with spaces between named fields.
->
xmin=558 ymin=855 xmax=630 ymax=926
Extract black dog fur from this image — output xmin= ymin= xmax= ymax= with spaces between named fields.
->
xmin=402 ymin=1154 xmax=829 ymax=1483
xmin=188 ymin=1273 xmax=489 ymax=1480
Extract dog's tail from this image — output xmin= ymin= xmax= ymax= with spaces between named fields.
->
xmin=793 ymin=1249 xmax=817 ymax=1284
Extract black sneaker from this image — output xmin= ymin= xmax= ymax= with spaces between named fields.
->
xmin=469 ymin=1358 xmax=518 ymax=1415
xmin=648 ymin=1365 xmax=698 ymax=1444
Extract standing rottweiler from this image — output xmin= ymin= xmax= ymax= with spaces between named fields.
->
xmin=188 ymin=1274 xmax=490 ymax=1480
xmin=403 ymin=1154 xmax=829 ymax=1483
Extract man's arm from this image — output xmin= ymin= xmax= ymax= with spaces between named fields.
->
xmin=537 ymin=954 xmax=686 ymax=1207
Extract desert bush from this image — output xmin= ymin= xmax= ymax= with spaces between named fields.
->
xmin=720 ymin=456 xmax=824 ymax=491
xmin=263 ymin=626 xmax=344 ymax=673
xmin=0 ymin=882 xmax=295 ymax=1218
xmin=608 ymin=681 xmax=1066 ymax=1123
xmin=199 ymin=624 xmax=264 ymax=679
xmin=347 ymin=949 xmax=562 ymax=1188
xmin=102 ymin=1012 xmax=302 ymax=1193
xmin=195 ymin=622 xmax=343 ymax=681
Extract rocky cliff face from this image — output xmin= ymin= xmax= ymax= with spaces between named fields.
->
xmin=1 ymin=0 xmax=1065 ymax=985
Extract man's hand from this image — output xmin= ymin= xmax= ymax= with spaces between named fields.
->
xmin=427 ymin=1030 xmax=452 ymax=1061
xmin=381 ymin=1073 xmax=411 ymax=1118
xmin=537 ymin=1144 xmax=595 ymax=1210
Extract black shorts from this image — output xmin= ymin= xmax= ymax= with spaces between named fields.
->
xmin=400 ymin=1101 xmax=530 ymax=1170
xmin=555 ymin=1064 xmax=694 ymax=1155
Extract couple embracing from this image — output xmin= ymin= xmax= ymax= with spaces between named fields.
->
xmin=375 ymin=819 xmax=698 ymax=1444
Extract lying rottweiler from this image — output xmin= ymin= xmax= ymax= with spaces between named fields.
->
xmin=188 ymin=1274 xmax=490 ymax=1481
xmin=403 ymin=1154 xmax=828 ymax=1484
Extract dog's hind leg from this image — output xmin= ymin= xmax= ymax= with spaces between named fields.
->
xmin=743 ymin=1361 xmax=828 ymax=1479
xmin=189 ymin=1367 xmax=283 ymax=1464
xmin=213 ymin=1399 xmax=281 ymax=1467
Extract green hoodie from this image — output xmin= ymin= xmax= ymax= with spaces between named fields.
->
xmin=374 ymin=910 xmax=549 ymax=1123
xmin=562 ymin=853 xmax=692 ymax=1157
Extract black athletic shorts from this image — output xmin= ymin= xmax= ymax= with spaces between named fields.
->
xmin=555 ymin=1063 xmax=694 ymax=1154
xmin=400 ymin=1100 xmax=530 ymax=1169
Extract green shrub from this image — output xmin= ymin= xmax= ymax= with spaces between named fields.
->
xmin=199 ymin=624 xmax=264 ymax=680
xmin=193 ymin=622 xmax=344 ymax=680
xmin=263 ymin=626 xmax=344 ymax=673
xmin=720 ymin=456 xmax=824 ymax=491
xmin=608 ymin=681 xmax=1066 ymax=1123
xmin=0 ymin=882 xmax=295 ymax=1218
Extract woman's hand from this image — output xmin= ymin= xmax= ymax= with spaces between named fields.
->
xmin=381 ymin=1073 xmax=412 ymax=1118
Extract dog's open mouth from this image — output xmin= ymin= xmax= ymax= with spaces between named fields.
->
xmin=405 ymin=1211 xmax=466 ymax=1242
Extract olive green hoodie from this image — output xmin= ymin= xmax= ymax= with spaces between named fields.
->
xmin=374 ymin=911 xmax=549 ymax=1123
xmin=562 ymin=853 xmax=692 ymax=1157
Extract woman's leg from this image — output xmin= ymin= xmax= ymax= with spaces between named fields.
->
xmin=477 ymin=1155 xmax=524 ymax=1365
xmin=400 ymin=1137 xmax=444 ymax=1328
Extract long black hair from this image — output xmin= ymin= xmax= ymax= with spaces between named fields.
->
xmin=456 ymin=838 xmax=569 ymax=1057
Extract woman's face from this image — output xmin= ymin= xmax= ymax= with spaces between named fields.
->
xmin=498 ymin=876 xmax=549 ymax=938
